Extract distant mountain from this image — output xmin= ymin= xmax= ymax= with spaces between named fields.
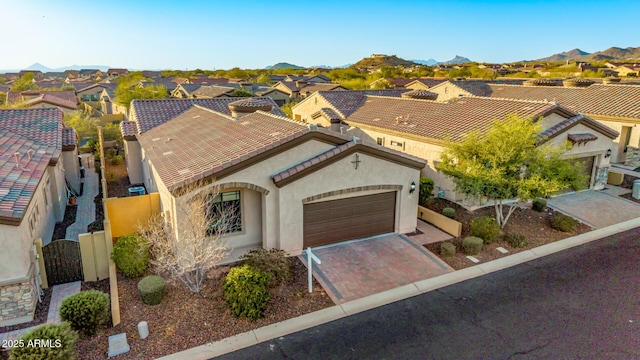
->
xmin=2 ymin=63 xmax=111 ymax=73
xmin=266 ymin=62 xmax=305 ymax=70
xmin=351 ymin=54 xmax=419 ymax=69
xmin=25 ymin=62 xmax=54 ymax=72
xmin=534 ymin=46 xmax=640 ymax=62
xmin=535 ymin=48 xmax=590 ymax=62
xmin=412 ymin=59 xmax=438 ymax=66
xmin=439 ymin=55 xmax=472 ymax=65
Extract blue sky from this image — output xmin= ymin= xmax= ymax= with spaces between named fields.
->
xmin=2 ymin=0 xmax=638 ymax=70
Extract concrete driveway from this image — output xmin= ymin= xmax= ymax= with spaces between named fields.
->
xmin=300 ymin=234 xmax=453 ymax=304
xmin=547 ymin=190 xmax=640 ymax=228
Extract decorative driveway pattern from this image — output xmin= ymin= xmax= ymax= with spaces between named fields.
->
xmin=547 ymin=190 xmax=640 ymax=228
xmin=300 ymin=234 xmax=454 ymax=304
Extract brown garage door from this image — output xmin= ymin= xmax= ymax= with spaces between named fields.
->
xmin=575 ymin=156 xmax=594 ymax=188
xmin=303 ymin=192 xmax=396 ymax=248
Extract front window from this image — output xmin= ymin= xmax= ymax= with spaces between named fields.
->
xmin=206 ymin=191 xmax=241 ymax=235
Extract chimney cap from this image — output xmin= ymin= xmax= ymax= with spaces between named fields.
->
xmin=228 ymin=98 xmax=273 ymax=113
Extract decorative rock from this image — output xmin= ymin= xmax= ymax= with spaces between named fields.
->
xmin=108 ymin=333 xmax=130 ymax=357
xmin=138 ymin=321 xmax=149 ymax=339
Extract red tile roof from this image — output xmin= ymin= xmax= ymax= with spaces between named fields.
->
xmin=308 ymin=89 xmax=409 ymax=119
xmin=7 ymin=90 xmax=78 ymax=110
xmin=536 ymin=114 xmax=618 ymax=144
xmin=119 ymin=121 xmax=138 ymax=137
xmin=137 ymin=106 xmax=308 ymax=191
xmin=567 ymin=133 xmax=598 ymax=144
xmin=62 ymin=128 xmax=77 ymax=147
xmin=273 ymin=141 xmax=360 ymax=184
xmin=129 ymin=97 xmax=286 ymax=134
xmin=486 ymin=84 xmax=640 ymax=120
xmin=0 ymin=108 xmax=65 ymax=149
xmin=345 ymin=96 xmax=565 ymax=142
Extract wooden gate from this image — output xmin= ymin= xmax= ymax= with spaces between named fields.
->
xmin=43 ymin=240 xmax=84 ymax=286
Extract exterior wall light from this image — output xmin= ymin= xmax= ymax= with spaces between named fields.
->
xmin=605 ymin=149 xmax=612 ymax=158
xmin=410 ymin=181 xmax=416 ymax=194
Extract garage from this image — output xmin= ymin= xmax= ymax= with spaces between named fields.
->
xmin=303 ymin=192 xmax=396 ymax=248
xmin=574 ymin=156 xmax=595 ymax=188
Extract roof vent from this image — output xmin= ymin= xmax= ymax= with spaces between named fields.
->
xmin=228 ymin=98 xmax=273 ymax=118
xmin=523 ymin=78 xmax=560 ymax=87
xmin=562 ymin=78 xmax=594 ymax=88
xmin=401 ymin=89 xmax=438 ymax=100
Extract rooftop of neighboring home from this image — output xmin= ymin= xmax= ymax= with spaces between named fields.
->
xmin=370 ymin=77 xmax=414 ymax=88
xmin=176 ymin=84 xmax=235 ymax=98
xmin=7 ymin=90 xmax=78 ymax=110
xmin=133 ymin=104 xmax=425 ymax=192
xmin=339 ymin=95 xmax=617 ymax=143
xmin=76 ymin=82 xmax=118 ymax=93
xmin=79 ymin=69 xmax=101 ymax=75
xmin=107 ymin=68 xmax=128 ymax=74
xmin=296 ymin=89 xmax=410 ymax=119
xmin=125 ymin=97 xmax=286 ymax=135
xmin=0 ymin=108 xmax=73 ymax=222
xmin=274 ymin=81 xmax=344 ymax=96
xmin=136 ymin=78 xmax=178 ymax=92
xmin=484 ymin=83 xmax=640 ymax=120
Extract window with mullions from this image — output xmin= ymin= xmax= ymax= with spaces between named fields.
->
xmin=206 ymin=191 xmax=242 ymax=235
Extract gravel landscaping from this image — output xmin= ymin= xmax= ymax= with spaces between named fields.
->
xmin=52 ymin=205 xmax=77 ymax=241
xmin=74 ymin=259 xmax=332 ymax=359
xmin=423 ymin=198 xmax=592 ymax=270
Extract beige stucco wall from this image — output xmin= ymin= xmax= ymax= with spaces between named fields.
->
xmin=278 ymin=152 xmax=419 ymax=254
xmin=61 ymin=148 xmax=80 ymax=193
xmin=47 ymin=162 xmax=67 ymax=224
xmin=428 ymin=83 xmax=471 ymax=101
xmin=406 ymin=82 xmax=430 ymax=90
xmin=77 ymin=86 xmax=104 ymax=99
xmin=0 ymin=177 xmax=55 ymax=281
xmin=262 ymin=91 xmax=290 ymax=105
xmin=29 ymin=102 xmax=76 ymax=115
xmin=594 ymin=118 xmax=640 ymax=163
xmin=292 ymin=93 xmax=339 ymax=123
xmin=124 ymin=139 xmax=144 ymax=184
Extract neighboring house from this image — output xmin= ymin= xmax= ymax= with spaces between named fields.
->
xmin=605 ymin=62 xmax=640 ymax=77
xmin=142 ymin=70 xmax=162 ymax=79
xmin=18 ymin=70 xmax=44 ymax=79
xmin=43 ymin=72 xmax=68 ymax=81
xmin=404 ymin=78 xmax=448 ymax=90
xmin=6 ymin=90 xmax=79 ymax=114
xmin=120 ymin=97 xmax=424 ymax=257
xmin=76 ymin=83 xmax=117 ymax=101
xmin=134 ymin=78 xmax=178 ymax=93
xmin=106 ymin=68 xmax=129 ymax=78
xmin=0 ymin=108 xmax=80 ymax=326
xmin=253 ymin=87 xmax=291 ymax=106
xmin=273 ymin=81 xmax=346 ymax=101
xmin=3 ymin=73 xmax=20 ymax=81
xmin=171 ymin=84 xmax=235 ymax=98
xmin=292 ymin=89 xmax=410 ymax=123
xmin=369 ymin=77 xmax=414 ymax=89
xmin=293 ymin=92 xmax=618 ymax=202
xmin=99 ymin=88 xmax=127 ymax=116
xmin=65 ymin=70 xmax=80 ymax=79
xmin=79 ymin=69 xmax=103 ymax=78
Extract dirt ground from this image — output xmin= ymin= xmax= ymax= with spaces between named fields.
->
xmin=423 ymin=198 xmax=591 ymax=270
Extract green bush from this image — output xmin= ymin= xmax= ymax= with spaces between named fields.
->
xmin=111 ymin=234 xmax=149 ymax=278
xmin=137 ymin=276 xmax=166 ymax=305
xmin=59 ymin=290 xmax=110 ymax=336
xmin=470 ymin=216 xmax=500 ymax=244
xmin=440 ymin=242 xmax=456 ymax=257
xmin=105 ymin=148 xmax=117 ymax=159
xmin=224 ymin=265 xmax=271 ymax=319
xmin=111 ymin=155 xmax=124 ymax=165
xmin=462 ymin=236 xmax=484 ymax=255
xmin=418 ymin=177 xmax=435 ymax=206
xmin=532 ymin=198 xmax=547 ymax=212
xmin=442 ymin=207 xmax=456 ymax=219
xmin=9 ymin=322 xmax=78 ymax=360
xmin=240 ymin=248 xmax=292 ymax=287
xmin=552 ymin=213 xmax=578 ymax=232
xmin=504 ymin=233 xmax=529 ymax=248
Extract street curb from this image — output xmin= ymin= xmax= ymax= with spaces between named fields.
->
xmin=157 ymin=218 xmax=640 ymax=360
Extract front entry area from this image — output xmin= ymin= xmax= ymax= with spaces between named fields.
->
xmin=303 ymin=192 xmax=396 ymax=248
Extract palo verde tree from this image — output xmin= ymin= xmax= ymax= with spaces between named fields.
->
xmin=436 ymin=114 xmax=585 ymax=228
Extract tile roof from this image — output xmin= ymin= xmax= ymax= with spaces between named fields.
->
xmin=7 ymin=91 xmax=78 ymax=110
xmin=24 ymin=93 xmax=78 ymax=110
xmin=486 ymin=84 xmax=640 ymax=120
xmin=275 ymin=81 xmax=343 ymax=95
xmin=0 ymin=108 xmax=65 ymax=150
xmin=191 ymin=85 xmax=235 ymax=98
xmin=0 ymin=130 xmax=54 ymax=221
xmin=311 ymin=108 xmax=342 ymax=122
xmin=401 ymin=89 xmax=438 ymax=100
xmin=107 ymin=68 xmax=128 ymax=74
xmin=120 ymin=121 xmax=138 ymax=137
xmin=372 ymin=77 xmax=414 ymax=87
xmin=567 ymin=133 xmax=598 ymax=144
xmin=129 ymin=97 xmax=286 ymax=134
xmin=137 ymin=106 xmax=309 ymax=191
xmin=61 ymin=128 xmax=77 ymax=147
xmin=345 ymin=96 xmax=564 ymax=142
xmin=310 ymin=89 xmax=410 ymax=118
xmin=536 ymin=114 xmax=618 ymax=144
xmin=407 ymin=78 xmax=448 ymax=88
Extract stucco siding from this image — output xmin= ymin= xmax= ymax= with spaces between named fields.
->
xmin=277 ymin=152 xmax=420 ymax=255
xmin=292 ymin=94 xmax=339 ymax=123
xmin=61 ymin=149 xmax=80 ymax=193
xmin=124 ymin=140 xmax=144 ymax=184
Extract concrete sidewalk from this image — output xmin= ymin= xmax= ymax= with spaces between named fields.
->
xmin=158 ymin=217 xmax=640 ymax=360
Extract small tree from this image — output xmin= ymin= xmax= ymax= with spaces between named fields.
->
xmin=418 ymin=177 xmax=434 ymax=206
xmin=436 ymin=114 xmax=585 ymax=228
xmin=63 ymin=111 xmax=98 ymax=140
xmin=138 ymin=181 xmax=231 ymax=294
xmin=10 ymin=73 xmax=38 ymax=91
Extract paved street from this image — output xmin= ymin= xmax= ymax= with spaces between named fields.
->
xmin=217 ymin=228 xmax=640 ymax=360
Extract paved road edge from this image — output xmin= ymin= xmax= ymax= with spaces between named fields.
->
xmin=158 ymin=217 xmax=640 ymax=360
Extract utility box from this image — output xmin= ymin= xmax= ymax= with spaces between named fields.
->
xmin=607 ymin=171 xmax=624 ymax=186
xmin=633 ymin=180 xmax=640 ymax=200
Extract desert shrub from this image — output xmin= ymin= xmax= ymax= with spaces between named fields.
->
xmin=9 ymin=322 xmax=78 ymax=360
xmin=59 ymin=290 xmax=110 ymax=336
xmin=224 ymin=265 xmax=271 ymax=319
xmin=470 ymin=216 xmax=500 ymax=244
xmin=440 ymin=242 xmax=456 ymax=257
xmin=105 ymin=148 xmax=117 ymax=159
xmin=110 ymin=155 xmax=123 ymax=165
xmin=137 ymin=276 xmax=165 ymax=305
xmin=111 ymin=234 xmax=149 ymax=278
xmin=504 ymin=232 xmax=529 ymax=248
xmin=532 ymin=198 xmax=547 ymax=212
xmin=442 ymin=207 xmax=456 ymax=219
xmin=240 ymin=248 xmax=292 ymax=286
xmin=552 ymin=213 xmax=578 ymax=232
xmin=462 ymin=236 xmax=483 ymax=255
xmin=418 ymin=177 xmax=435 ymax=206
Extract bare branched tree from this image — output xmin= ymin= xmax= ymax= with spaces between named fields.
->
xmin=138 ymin=182 xmax=235 ymax=294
